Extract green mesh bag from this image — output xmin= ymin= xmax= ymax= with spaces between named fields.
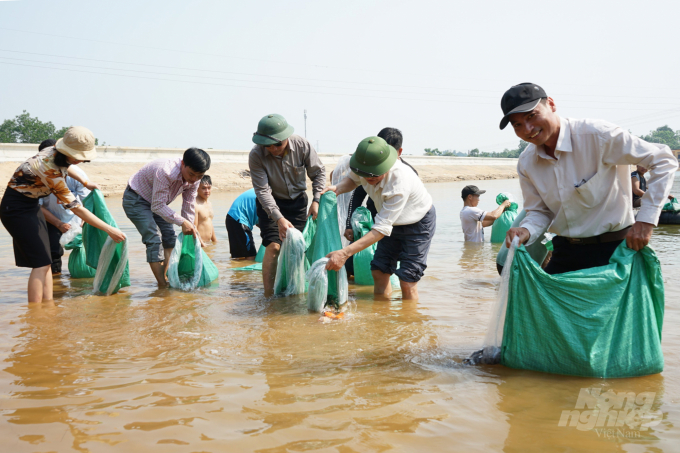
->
xmin=271 ymin=216 xmax=317 ymax=294
xmin=351 ymin=207 xmax=377 ymax=285
xmin=490 ymin=193 xmax=519 ymax=243
xmin=501 ymin=242 xmax=664 ymax=378
xmin=82 ymin=189 xmax=130 ymax=294
xmin=305 ymin=192 xmax=344 ymax=301
xmin=64 ymin=233 xmax=96 ymax=278
xmin=662 ymin=197 xmax=680 ymax=212
xmin=168 ymin=233 xmax=218 ymax=289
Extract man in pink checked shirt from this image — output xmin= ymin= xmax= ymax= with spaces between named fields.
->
xmin=123 ymin=148 xmax=211 ymax=287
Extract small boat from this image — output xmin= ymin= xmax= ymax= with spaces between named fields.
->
xmin=659 ymin=210 xmax=680 ymax=225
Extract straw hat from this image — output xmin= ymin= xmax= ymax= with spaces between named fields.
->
xmin=55 ymin=126 xmax=97 ymax=161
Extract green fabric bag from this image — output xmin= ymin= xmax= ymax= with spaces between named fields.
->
xmin=82 ymin=189 xmax=130 ymax=294
xmin=501 ymin=242 xmax=664 ymax=378
xmin=305 ymin=192 xmax=343 ymax=301
xmin=496 ymin=210 xmax=549 ymax=269
xmin=662 ymin=197 xmax=680 ymax=212
xmin=254 ymin=244 xmax=265 ymax=262
xmin=351 ymin=207 xmax=377 ymax=285
xmin=65 ymin=234 xmax=96 ymax=278
xmin=234 ymin=244 xmax=266 ymax=271
xmin=170 ymin=233 xmax=218 ymax=288
xmin=490 ymin=193 xmax=519 ymax=243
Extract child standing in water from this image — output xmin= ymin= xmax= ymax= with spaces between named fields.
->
xmin=195 ymin=175 xmax=217 ymax=247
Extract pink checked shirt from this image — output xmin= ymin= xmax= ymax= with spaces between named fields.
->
xmin=128 ymin=158 xmax=199 ymax=226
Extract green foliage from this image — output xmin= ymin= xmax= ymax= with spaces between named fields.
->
xmin=424 ymin=141 xmax=528 ymax=158
xmin=424 ymin=148 xmax=468 ymax=157
xmin=640 ymin=125 xmax=680 ymax=150
xmin=0 ymin=111 xmax=102 ymax=145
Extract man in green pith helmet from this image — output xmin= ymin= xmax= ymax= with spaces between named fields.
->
xmin=323 ymin=136 xmax=436 ymax=300
xmin=249 ymin=113 xmax=326 ymax=296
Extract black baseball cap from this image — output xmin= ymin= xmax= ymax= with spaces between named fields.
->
xmin=499 ymin=83 xmax=548 ymax=130
xmin=462 ymin=185 xmax=486 ymax=200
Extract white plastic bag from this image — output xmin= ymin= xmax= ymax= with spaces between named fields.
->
xmin=273 ymin=228 xmax=307 ymax=296
xmin=59 ymin=217 xmax=82 ymax=246
xmin=167 ymin=233 xmax=204 ymax=291
xmin=480 ymin=236 xmax=519 ymax=363
xmin=332 ymin=155 xmax=353 ymax=248
xmin=93 ymin=235 xmax=129 ymax=296
xmin=306 ymin=257 xmax=349 ymax=312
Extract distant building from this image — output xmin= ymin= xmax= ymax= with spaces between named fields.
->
xmin=673 ymin=149 xmax=680 ymax=162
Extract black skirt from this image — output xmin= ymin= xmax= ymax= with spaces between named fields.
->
xmin=0 ymin=188 xmax=52 ymax=268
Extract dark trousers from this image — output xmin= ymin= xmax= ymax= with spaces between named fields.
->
xmin=256 ymin=193 xmax=308 ymax=247
xmin=46 ymin=222 xmax=64 ymax=273
xmin=544 ymin=237 xmax=624 ymax=275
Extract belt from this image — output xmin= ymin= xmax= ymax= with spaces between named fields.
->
xmin=560 ymin=226 xmax=631 ymax=245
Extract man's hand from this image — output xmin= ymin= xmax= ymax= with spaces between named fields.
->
xmin=320 ymin=186 xmax=337 ymax=196
xmin=308 ymin=201 xmax=319 ymax=220
xmin=625 ymin=221 xmax=654 ymax=251
xmin=344 ymin=228 xmax=354 ymax=242
xmin=505 ymin=227 xmax=531 ymax=248
xmin=57 ymin=222 xmax=72 ymax=234
xmin=325 ymin=249 xmax=349 ymax=271
xmin=669 ymin=194 xmax=675 ymax=200
xmin=85 ymin=182 xmax=100 ymax=191
xmin=182 ymin=219 xmax=198 ymax=237
xmin=502 ymin=200 xmax=512 ymax=210
xmin=277 ymin=217 xmax=294 ymax=242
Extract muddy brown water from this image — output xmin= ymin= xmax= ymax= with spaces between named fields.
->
xmin=0 ymin=179 xmax=678 ymax=452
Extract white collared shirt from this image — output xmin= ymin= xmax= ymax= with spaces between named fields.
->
xmin=349 ymin=160 xmax=433 ymax=236
xmin=518 ymin=117 xmax=678 ymax=244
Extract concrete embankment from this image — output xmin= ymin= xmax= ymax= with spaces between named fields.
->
xmin=0 ymin=143 xmax=518 ymax=197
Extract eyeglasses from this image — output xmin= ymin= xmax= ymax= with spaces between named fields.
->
xmin=254 ymin=132 xmax=284 ymax=147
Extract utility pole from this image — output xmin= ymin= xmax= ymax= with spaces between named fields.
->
xmin=304 ymin=110 xmax=307 ymax=138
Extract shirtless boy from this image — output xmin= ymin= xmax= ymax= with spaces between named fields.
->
xmin=195 ymin=175 xmax=217 ymax=247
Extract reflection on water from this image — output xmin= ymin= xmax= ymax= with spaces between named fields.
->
xmin=0 ymin=179 xmax=678 ymax=452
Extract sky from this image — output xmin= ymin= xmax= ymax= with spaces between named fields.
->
xmin=1 ymin=0 xmax=679 ymax=155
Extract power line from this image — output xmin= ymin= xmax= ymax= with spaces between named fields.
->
xmin=3 ymin=27 xmax=680 ymax=93
xmin=1 ymin=58 xmax=677 ymax=109
xmin=2 ymin=49 xmax=680 ymax=101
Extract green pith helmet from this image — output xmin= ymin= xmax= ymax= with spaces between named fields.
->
xmin=252 ymin=113 xmax=295 ymax=145
xmin=349 ymin=136 xmax=398 ymax=178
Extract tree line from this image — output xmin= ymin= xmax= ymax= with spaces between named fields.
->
xmin=424 ymin=125 xmax=680 ymax=157
xmin=0 ymin=111 xmax=102 ymax=145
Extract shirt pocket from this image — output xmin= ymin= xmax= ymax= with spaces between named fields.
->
xmin=290 ymin=164 xmax=306 ymax=185
xmin=573 ymin=170 xmax=606 ymax=208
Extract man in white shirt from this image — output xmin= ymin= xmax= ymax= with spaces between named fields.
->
xmin=323 ymin=136 xmax=435 ymax=300
xmin=501 ymin=83 xmax=678 ymax=274
xmin=460 ymin=185 xmax=511 ymax=242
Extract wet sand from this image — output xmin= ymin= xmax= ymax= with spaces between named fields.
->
xmin=0 ymin=179 xmax=678 ymax=452
xmin=0 ymin=160 xmax=518 ymax=197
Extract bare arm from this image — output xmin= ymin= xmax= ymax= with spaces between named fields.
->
xmin=71 ymin=205 xmax=125 ymax=243
xmin=325 ymin=230 xmax=384 ymax=271
xmin=67 ymin=166 xmax=98 ymax=190
xmin=321 ymin=177 xmax=359 ymax=197
xmin=482 ymin=201 xmax=511 ymax=227
xmin=631 ymin=178 xmax=645 ymax=197
xmin=41 ymin=207 xmax=64 ymax=228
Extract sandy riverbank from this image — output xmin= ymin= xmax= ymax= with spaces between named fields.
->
xmin=0 ymin=161 xmax=517 ymax=197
